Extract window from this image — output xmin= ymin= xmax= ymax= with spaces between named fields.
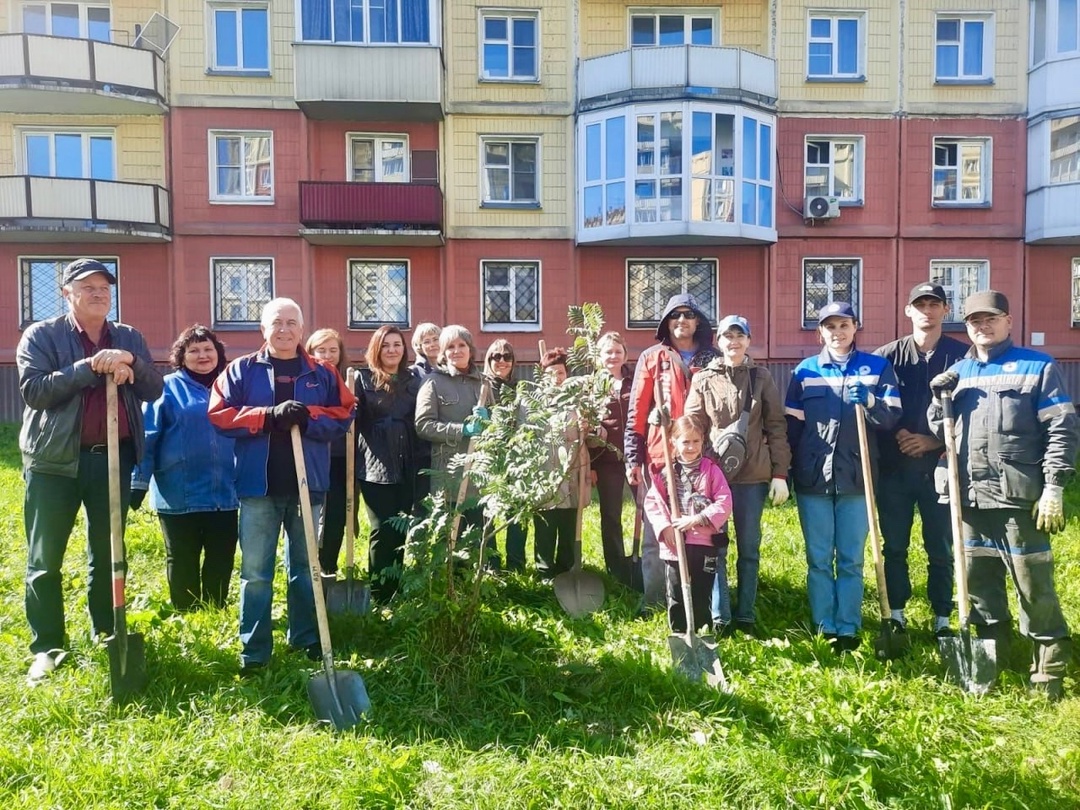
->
xmin=21 ymin=2 xmax=110 ymax=40
xmin=629 ymin=11 xmax=715 ymax=46
xmin=210 ymin=131 xmax=273 ymax=202
xmin=480 ymin=11 xmax=537 ymax=80
xmin=349 ymin=260 xmax=409 ymax=328
xmin=1061 ymin=0 xmax=1080 ymax=54
xmin=929 ymin=260 xmax=989 ymax=323
xmin=741 ymin=117 xmax=773 ymax=227
xmin=1072 ymin=258 xmax=1080 ymax=327
xmin=802 ymin=259 xmax=860 ymax=328
xmin=935 ymin=15 xmax=992 ymax=82
xmin=807 ymin=13 xmax=863 ymax=79
xmin=481 ymin=138 xmax=538 ymax=205
xmin=1032 ymin=0 xmax=1080 ymax=63
xmin=20 ymin=257 xmax=118 ymax=327
xmin=583 ymin=116 xmax=627 ymax=228
xmin=804 ymin=137 xmax=862 ymax=203
xmin=348 ymin=135 xmax=408 ymax=182
xmin=635 ymin=112 xmax=683 ymax=223
xmin=627 ymin=259 xmax=716 ymax=328
xmin=212 ymin=259 xmax=272 ymax=327
xmin=299 ymin=0 xmax=430 ymax=43
xmin=22 ymin=130 xmax=114 ymax=180
xmin=1050 ymin=116 xmax=1080 ymax=185
xmin=210 ymin=4 xmax=269 ymax=72
xmin=689 ymin=111 xmax=735 ymax=223
xmin=481 ymin=261 xmax=539 ymax=329
xmin=933 ymin=138 xmax=990 ymax=205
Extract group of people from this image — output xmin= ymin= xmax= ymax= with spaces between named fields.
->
xmin=16 ymin=259 xmax=1076 ymax=700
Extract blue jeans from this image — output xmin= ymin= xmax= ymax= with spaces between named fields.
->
xmin=713 ymin=481 xmax=768 ymax=625
xmin=796 ymin=492 xmax=867 ymax=637
xmin=237 ymin=495 xmax=322 ymax=666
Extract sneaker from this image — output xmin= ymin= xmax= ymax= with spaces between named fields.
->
xmin=239 ymin=661 xmax=267 ymax=678
xmin=27 ymin=652 xmax=57 ymax=684
xmin=304 ymin=643 xmax=323 ymax=662
xmin=715 ymin=622 xmax=736 ymax=638
xmin=933 ymin=616 xmax=952 ymax=637
xmin=735 ymin=620 xmax=757 ymax=637
xmin=887 ymin=619 xmax=907 ymax=636
xmin=836 ymin=635 xmax=861 ymax=654
xmin=1029 ymin=679 xmax=1064 ymax=703
xmin=935 ymin=626 xmax=956 ymax=639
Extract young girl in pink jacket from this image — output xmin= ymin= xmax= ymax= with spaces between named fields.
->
xmin=645 ymin=416 xmax=734 ymax=635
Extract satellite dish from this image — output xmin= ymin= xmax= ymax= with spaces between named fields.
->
xmin=133 ymin=12 xmax=180 ymax=57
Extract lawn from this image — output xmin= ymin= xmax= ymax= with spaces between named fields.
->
xmin=0 ymin=421 xmax=1078 ymax=808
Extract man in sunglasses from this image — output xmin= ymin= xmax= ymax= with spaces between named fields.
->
xmin=625 ymin=294 xmax=716 ymax=609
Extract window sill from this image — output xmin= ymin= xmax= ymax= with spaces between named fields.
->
xmin=479 ymin=76 xmax=541 ymax=85
xmin=295 ymin=39 xmax=434 ymax=47
xmin=931 ymin=201 xmax=992 ymax=209
xmin=481 ymin=201 xmax=542 ymax=210
xmin=805 ymin=75 xmax=867 ymax=83
xmin=934 ymin=77 xmax=994 ymax=86
xmin=838 ymin=200 xmax=864 ymax=208
xmin=212 ymin=323 xmax=262 ymax=332
xmin=210 ymin=198 xmax=276 ymax=205
xmin=206 ymin=69 xmax=272 ymax=78
xmin=480 ymin=323 xmax=541 ymax=333
xmin=349 ymin=322 xmax=410 ymax=331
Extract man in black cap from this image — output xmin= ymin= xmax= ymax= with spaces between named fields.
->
xmin=17 ymin=258 xmax=163 ymax=684
xmin=929 ymin=290 xmax=1077 ymax=700
xmin=874 ymin=283 xmax=968 ymax=638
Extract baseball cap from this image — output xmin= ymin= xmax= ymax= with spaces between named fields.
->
xmin=62 ymin=258 xmax=117 ymax=286
xmin=963 ymin=290 xmax=1009 ymax=319
xmin=907 ymin=283 xmax=947 ymax=305
xmin=717 ymin=314 xmax=752 ymax=338
xmin=817 ymin=301 xmax=858 ymax=324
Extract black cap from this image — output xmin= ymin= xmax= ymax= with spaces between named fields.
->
xmin=817 ymin=301 xmax=857 ymax=324
xmin=62 ymin=258 xmax=116 ymax=286
xmin=907 ymin=283 xmax=947 ymax=305
xmin=963 ymin=290 xmax=1009 ymax=319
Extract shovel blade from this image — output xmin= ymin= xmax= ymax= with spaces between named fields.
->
xmin=873 ymin=623 xmax=911 ymax=661
xmin=106 ymin=632 xmax=147 ymax=702
xmin=939 ymin=633 xmax=997 ymax=694
xmin=308 ymin=668 xmax=371 ymax=731
xmin=668 ymin=633 xmax=728 ymax=691
xmin=553 ymin=570 xmax=606 ymax=618
xmin=325 ymin=577 xmax=371 ymax=617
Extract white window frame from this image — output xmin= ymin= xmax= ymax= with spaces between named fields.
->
xmin=346 ymin=133 xmax=410 ymax=183
xmin=806 ymin=11 xmax=865 ymax=80
xmin=934 ymin=13 xmax=994 ymax=83
xmin=803 ymin=135 xmax=863 ymax=205
xmin=480 ymin=136 xmax=540 ymax=206
xmin=929 ymin=260 xmax=990 ymax=323
xmin=209 ymin=130 xmax=274 ymax=203
xmin=1072 ymin=257 xmax=1080 ymax=327
xmin=625 ymin=258 xmax=717 ymax=330
xmin=480 ymin=260 xmax=541 ymax=331
xmin=1031 ymin=0 xmax=1080 ymax=66
xmin=347 ymin=259 xmax=411 ymax=329
xmin=478 ymin=9 xmax=539 ymax=82
xmin=210 ymin=257 xmax=274 ymax=328
xmin=932 ymin=137 xmax=992 ymax=206
xmin=1050 ymin=116 xmax=1080 ymax=185
xmin=19 ymin=255 xmax=119 ymax=328
xmin=17 ymin=127 xmax=116 ymax=180
xmin=627 ymin=7 xmax=719 ymax=47
xmin=19 ymin=1 xmax=111 ymax=39
xmin=801 ymin=258 xmax=862 ymax=329
xmin=207 ymin=2 xmax=271 ymax=73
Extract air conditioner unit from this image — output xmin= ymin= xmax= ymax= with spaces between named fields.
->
xmin=805 ymin=195 xmax=841 ymax=220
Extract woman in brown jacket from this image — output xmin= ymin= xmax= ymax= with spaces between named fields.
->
xmin=684 ymin=315 xmax=790 ymax=635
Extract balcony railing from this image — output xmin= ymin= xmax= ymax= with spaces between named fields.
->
xmin=1026 ymin=183 xmax=1080 ymax=243
xmin=0 ymin=33 xmax=167 ymax=114
xmin=0 ymin=175 xmax=170 ymax=241
xmin=578 ymin=46 xmax=777 ymax=110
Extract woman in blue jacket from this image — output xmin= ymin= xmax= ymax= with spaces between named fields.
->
xmin=785 ymin=302 xmax=902 ymax=652
xmin=133 ymin=325 xmax=238 ymax=611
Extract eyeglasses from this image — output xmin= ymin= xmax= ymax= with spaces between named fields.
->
xmin=668 ymin=310 xmax=697 ymax=321
xmin=489 ymin=353 xmax=514 ymax=363
xmin=966 ymin=315 xmax=1003 ymax=329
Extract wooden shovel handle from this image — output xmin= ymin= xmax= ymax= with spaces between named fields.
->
xmin=854 ymin=404 xmax=891 ymax=619
xmin=941 ymin=392 xmax=971 ymax=626
xmin=293 ymin=426 xmax=335 ymax=669
xmin=106 ymin=377 xmax=126 ymax=610
xmin=344 ymin=367 xmax=356 ymax=572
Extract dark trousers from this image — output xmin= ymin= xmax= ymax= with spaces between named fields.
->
xmin=533 ymin=508 xmax=576 ymax=576
xmin=24 ymin=443 xmax=134 ymax=653
xmin=504 ymin=520 xmax=528 ymax=572
xmin=360 ymin=478 xmax=414 ymax=602
xmin=664 ymin=543 xmax=717 ymax=634
xmin=318 ymin=455 xmax=349 ymax=574
xmin=876 ymin=467 xmax=954 ymax=617
xmin=158 ymin=510 xmax=238 ymax=610
xmin=594 ymin=463 xmax=632 ymax=585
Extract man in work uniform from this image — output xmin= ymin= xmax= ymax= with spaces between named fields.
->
xmin=929 ymin=290 xmax=1077 ymax=700
xmin=874 ymin=283 xmax=968 ymax=638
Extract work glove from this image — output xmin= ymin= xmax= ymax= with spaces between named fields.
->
xmin=272 ymin=400 xmax=310 ymax=432
xmin=647 ymin=405 xmax=670 ymax=427
xmin=1033 ymin=484 xmax=1066 ymax=534
xmin=463 ymin=405 xmax=490 ymax=438
xmin=129 ymin=489 xmax=146 ymax=512
xmin=846 ymin=380 xmax=875 ymax=408
xmin=768 ymin=477 xmax=789 ymax=506
xmin=930 ymin=370 xmax=960 ymax=397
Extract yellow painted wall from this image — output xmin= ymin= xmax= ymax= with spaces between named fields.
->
xmin=0 ymin=114 xmax=166 ymax=184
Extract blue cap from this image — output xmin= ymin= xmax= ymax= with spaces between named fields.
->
xmin=717 ymin=314 xmax=751 ymax=338
xmin=817 ymin=301 xmax=858 ymax=324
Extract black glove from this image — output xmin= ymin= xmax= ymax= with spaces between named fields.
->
xmin=272 ymin=400 xmax=310 ymax=432
xmin=129 ymin=489 xmax=146 ymax=511
xmin=930 ymin=371 xmax=959 ymax=396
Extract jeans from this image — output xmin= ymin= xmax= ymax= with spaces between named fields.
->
xmin=796 ymin=492 xmax=867 ymax=637
xmin=158 ymin=510 xmax=238 ymax=610
xmin=237 ymin=495 xmax=322 ymax=666
xmin=360 ymin=478 xmax=413 ymax=602
xmin=640 ymin=479 xmax=666 ymax=608
xmin=713 ymin=481 xmax=768 ymax=625
xmin=876 ymin=467 xmax=954 ymax=617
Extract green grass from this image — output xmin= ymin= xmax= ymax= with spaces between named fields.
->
xmin=1 ymin=421 xmax=1078 ymax=808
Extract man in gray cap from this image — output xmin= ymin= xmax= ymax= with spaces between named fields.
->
xmin=17 ymin=258 xmax=163 ymax=684
xmin=874 ymin=283 xmax=968 ymax=638
xmin=929 ymin=290 xmax=1077 ymax=700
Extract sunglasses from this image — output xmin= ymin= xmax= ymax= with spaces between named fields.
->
xmin=489 ymin=352 xmax=514 ymax=363
xmin=668 ymin=310 xmax=697 ymax=321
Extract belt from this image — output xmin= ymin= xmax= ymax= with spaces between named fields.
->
xmin=82 ymin=440 xmax=131 ymax=454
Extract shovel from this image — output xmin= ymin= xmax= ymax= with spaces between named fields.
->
xmin=104 ymin=377 xmax=147 ymax=702
xmin=292 ymin=426 xmax=371 ymax=730
xmin=936 ymin=391 xmax=997 ymax=693
xmin=326 ymin=368 xmax=371 ymax=616
xmin=625 ymin=483 xmax=645 ymax=593
xmin=854 ymin=404 xmax=909 ymax=660
xmin=654 ymin=374 xmax=727 ymax=690
xmin=553 ymin=441 xmax=606 ymax=618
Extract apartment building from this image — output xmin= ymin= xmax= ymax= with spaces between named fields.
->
xmin=0 ymin=0 xmax=1077 ymax=381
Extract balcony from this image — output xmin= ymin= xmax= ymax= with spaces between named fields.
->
xmin=578 ymin=46 xmax=777 ymax=112
xmin=1028 ymin=55 xmax=1080 ymax=120
xmin=293 ymin=43 xmax=442 ymax=120
xmin=0 ymin=176 xmax=171 ymax=242
xmin=0 ymin=33 xmax=167 ymax=115
xmin=1027 ymin=184 xmax=1080 ymax=243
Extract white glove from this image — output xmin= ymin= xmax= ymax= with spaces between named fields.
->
xmin=1033 ymin=484 xmax=1065 ymax=533
xmin=768 ymin=477 xmax=789 ymax=506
